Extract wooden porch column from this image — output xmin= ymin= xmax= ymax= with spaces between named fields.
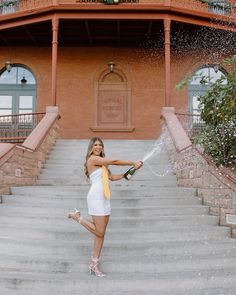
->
xmin=51 ymin=16 xmax=59 ymax=106
xmin=164 ymin=19 xmax=171 ymax=106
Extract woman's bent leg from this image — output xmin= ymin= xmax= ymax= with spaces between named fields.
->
xmin=68 ymin=211 xmax=110 ymax=276
xmin=68 ymin=211 xmax=108 ymax=238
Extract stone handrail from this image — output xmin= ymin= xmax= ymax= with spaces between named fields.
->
xmin=161 ymin=107 xmax=236 ymax=238
xmin=22 ymin=106 xmax=60 ymax=151
xmin=0 ymin=106 xmax=60 ymax=199
xmin=161 ymin=107 xmax=192 ymax=152
xmin=0 ymin=143 xmax=15 ymax=163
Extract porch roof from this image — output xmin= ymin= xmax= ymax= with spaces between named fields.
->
xmin=0 ymin=1 xmax=235 ymax=47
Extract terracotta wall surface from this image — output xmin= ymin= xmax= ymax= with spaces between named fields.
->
xmin=56 ymin=47 xmax=166 ymax=139
xmin=0 ymin=46 xmax=232 ymax=139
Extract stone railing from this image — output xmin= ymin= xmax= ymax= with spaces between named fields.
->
xmin=0 ymin=112 xmax=46 ymax=143
xmin=175 ymin=112 xmax=205 ymax=142
xmin=0 ymin=106 xmax=60 ymax=202
xmin=0 ymin=0 xmax=235 ymax=18
xmin=161 ymin=107 xmax=236 ymax=238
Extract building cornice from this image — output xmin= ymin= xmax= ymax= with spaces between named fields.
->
xmin=0 ymin=2 xmax=235 ymax=31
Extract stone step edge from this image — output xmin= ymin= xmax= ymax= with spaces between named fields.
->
xmin=11 ymin=187 xmax=196 ymax=192
xmin=0 ymin=223 xmax=227 ymax=235
xmin=1 ymin=249 xmax=236 ymax=264
xmin=0 ymin=203 xmax=207 ymax=211
xmin=3 ymin=194 xmax=201 ymax=201
xmin=0 ymin=267 xmax=236 ymax=285
xmin=0 ymin=233 xmax=231 ymax=246
xmin=0 ymin=213 xmax=214 ymax=222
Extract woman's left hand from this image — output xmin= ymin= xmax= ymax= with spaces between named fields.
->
xmin=134 ymin=161 xmax=143 ymax=170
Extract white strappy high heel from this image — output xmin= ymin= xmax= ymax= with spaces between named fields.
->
xmin=88 ymin=256 xmax=105 ymax=277
xmin=67 ymin=208 xmax=83 ymax=223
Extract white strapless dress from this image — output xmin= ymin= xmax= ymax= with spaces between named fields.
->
xmin=87 ymin=168 xmax=111 ymax=216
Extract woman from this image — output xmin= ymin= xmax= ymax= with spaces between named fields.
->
xmin=68 ymin=137 xmax=143 ymax=277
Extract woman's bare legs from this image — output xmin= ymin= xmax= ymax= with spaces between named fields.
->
xmin=68 ymin=211 xmax=109 ymax=276
xmin=89 ymin=215 xmax=109 ymax=277
xmin=91 ymin=215 xmax=110 ymax=258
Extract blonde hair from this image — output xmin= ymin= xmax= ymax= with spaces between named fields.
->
xmin=84 ymin=137 xmax=105 ymax=178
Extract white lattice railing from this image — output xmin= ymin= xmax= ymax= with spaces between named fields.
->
xmin=19 ymin=0 xmax=53 ymax=11
xmin=0 ymin=112 xmax=46 ymax=143
xmin=0 ymin=0 xmax=235 ymax=17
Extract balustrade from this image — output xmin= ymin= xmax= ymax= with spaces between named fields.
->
xmin=0 ymin=0 xmax=235 ymax=16
xmin=0 ymin=112 xmax=45 ymax=143
xmin=19 ymin=0 xmax=53 ymax=11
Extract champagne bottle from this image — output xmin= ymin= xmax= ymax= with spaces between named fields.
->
xmin=123 ymin=167 xmax=137 ymax=180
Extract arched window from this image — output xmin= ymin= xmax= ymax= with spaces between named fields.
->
xmin=0 ymin=65 xmax=37 ymax=116
xmin=189 ymin=65 xmax=227 ymax=116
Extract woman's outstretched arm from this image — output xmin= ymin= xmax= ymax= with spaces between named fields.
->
xmin=89 ymin=155 xmax=142 ymax=169
xmin=109 ymin=173 xmax=124 ymax=181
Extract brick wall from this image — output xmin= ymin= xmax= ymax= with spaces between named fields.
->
xmin=0 ymin=46 xmax=222 ymax=140
xmin=0 ymin=108 xmax=60 ymax=197
xmin=161 ymin=107 xmax=236 ymax=238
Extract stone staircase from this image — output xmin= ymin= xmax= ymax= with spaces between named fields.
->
xmin=0 ymin=139 xmax=236 ymax=295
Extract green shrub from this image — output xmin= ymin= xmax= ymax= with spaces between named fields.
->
xmin=196 ymin=56 xmax=236 ymax=166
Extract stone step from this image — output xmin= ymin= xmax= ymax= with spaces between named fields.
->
xmin=48 ymin=141 xmax=164 ymax=149
xmin=1 ymin=236 xmax=235 ymax=258
xmin=3 ymin=194 xmax=202 ymax=207
xmin=2 ymin=290 xmax=233 ymax=295
xmin=42 ymin=163 xmax=174 ymax=176
xmin=1 ymin=252 xmax=236 ymax=275
xmin=36 ymin=177 xmax=178 ymax=187
xmin=0 ymin=236 xmax=234 ymax=257
xmin=42 ymin=158 xmax=169 ymax=166
xmin=52 ymin=140 xmax=163 ymax=152
xmin=0 ymin=229 xmax=231 ymax=254
xmin=0 ymin=264 xmax=235 ymax=295
xmin=48 ymin=145 xmax=167 ymax=152
xmin=0 ymin=214 xmax=219 ymax=231
xmin=49 ymin=149 xmax=167 ymax=157
xmin=0 ymin=222 xmax=230 ymax=243
xmin=0 ymin=269 xmax=236 ymax=295
xmin=38 ymin=174 xmax=176 ymax=182
xmin=10 ymin=185 xmax=197 ymax=196
xmin=39 ymin=168 xmax=176 ymax=180
xmin=44 ymin=160 xmax=168 ymax=167
xmin=45 ymin=158 xmax=171 ymax=166
xmin=0 ymin=224 xmax=223 ymax=243
xmin=55 ymin=139 xmax=156 ymax=144
xmin=0 ymin=203 xmax=210 ymax=217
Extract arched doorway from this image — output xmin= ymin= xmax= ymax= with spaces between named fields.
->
xmin=0 ymin=64 xmax=37 ymax=116
xmin=189 ymin=64 xmax=227 ymax=116
xmin=186 ymin=64 xmax=227 ymax=136
xmin=92 ymin=66 xmax=133 ymax=132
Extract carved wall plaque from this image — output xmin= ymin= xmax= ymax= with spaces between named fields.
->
xmin=92 ymin=67 xmax=133 ymax=132
xmin=98 ymin=90 xmax=126 ymax=124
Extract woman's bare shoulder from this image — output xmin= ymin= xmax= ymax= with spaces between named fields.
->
xmin=87 ymin=155 xmax=102 ymax=167
xmin=88 ymin=155 xmax=100 ymax=163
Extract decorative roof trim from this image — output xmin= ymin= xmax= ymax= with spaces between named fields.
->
xmin=76 ymin=0 xmax=139 ymax=4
